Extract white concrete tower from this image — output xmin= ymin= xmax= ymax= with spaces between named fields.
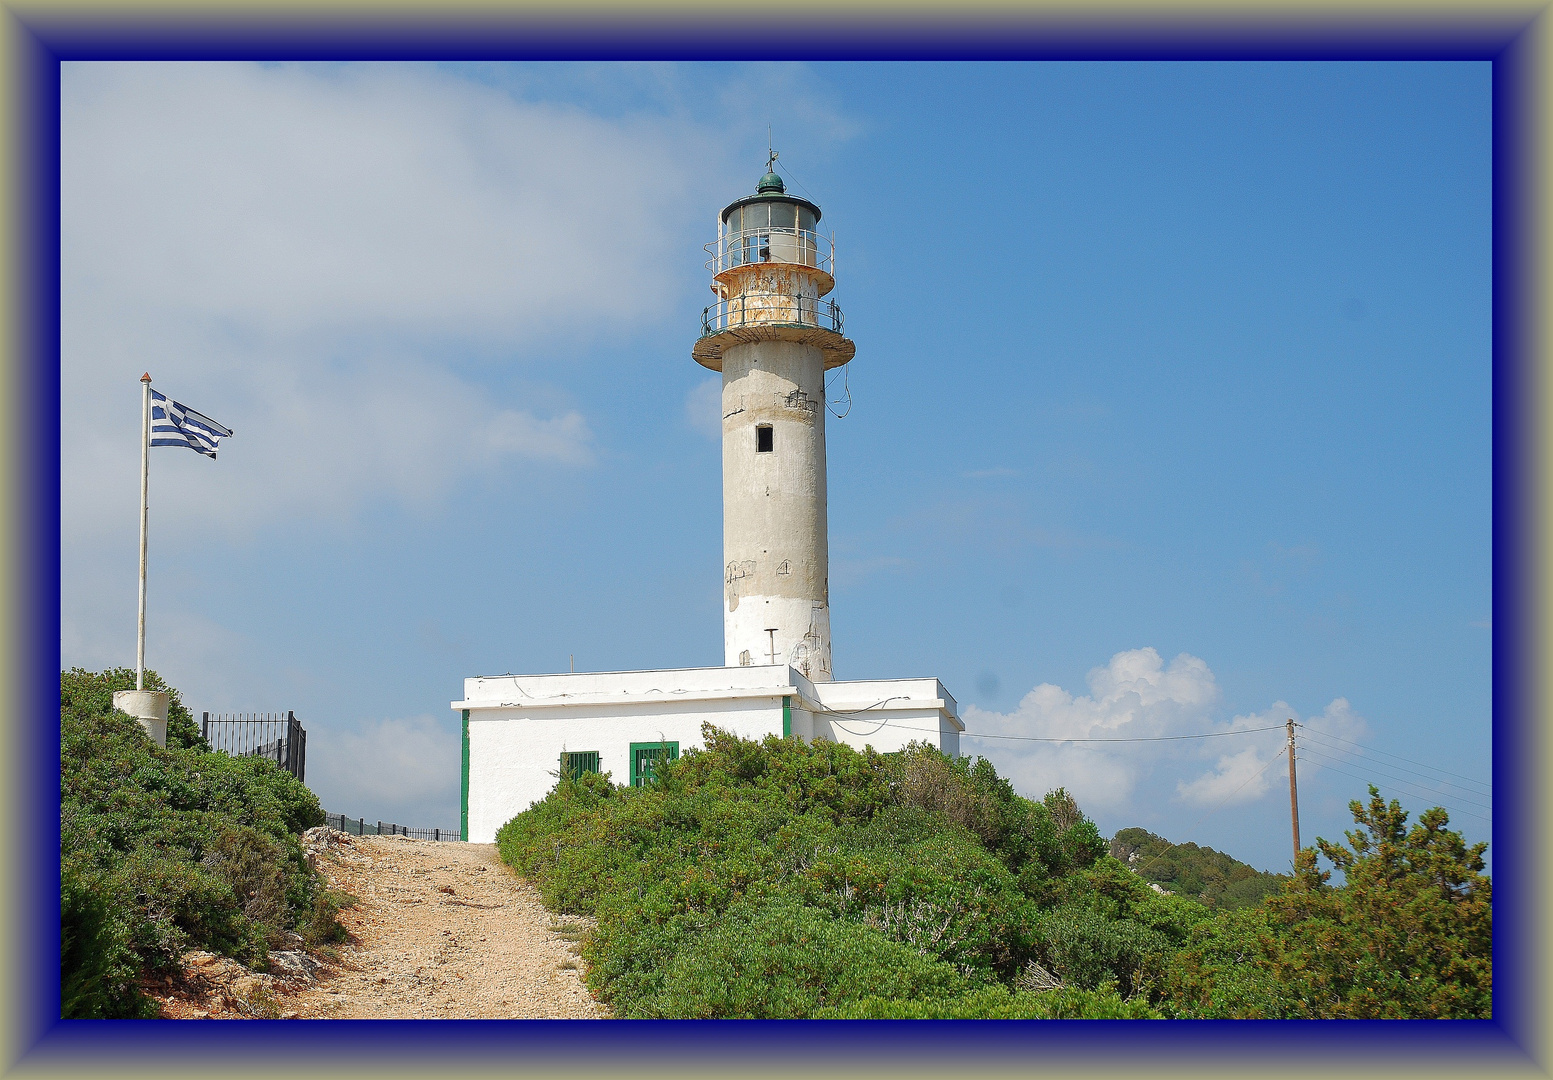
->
xmin=694 ymin=159 xmax=854 ymax=682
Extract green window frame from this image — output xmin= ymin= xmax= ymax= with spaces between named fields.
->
xmin=629 ymin=741 xmax=679 ymax=787
xmin=559 ymin=750 xmax=601 ymax=781
xmin=460 ymin=709 xmax=470 ymax=842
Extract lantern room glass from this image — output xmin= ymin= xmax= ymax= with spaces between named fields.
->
xmin=721 ymin=200 xmax=821 ymax=269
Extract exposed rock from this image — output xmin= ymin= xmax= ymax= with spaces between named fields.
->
xmin=266 ymin=950 xmax=323 ymax=982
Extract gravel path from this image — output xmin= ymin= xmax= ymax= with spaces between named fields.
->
xmin=281 ymin=832 xmax=609 ymax=1019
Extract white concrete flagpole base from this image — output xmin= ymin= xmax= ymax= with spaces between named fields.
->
xmin=113 ymin=690 xmax=169 ymax=748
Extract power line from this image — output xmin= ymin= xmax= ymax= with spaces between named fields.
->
xmin=1295 ymin=745 xmax=1493 ymax=815
xmin=1297 ymin=727 xmax=1492 ymax=795
xmin=1295 ymin=727 xmax=1490 ymax=793
xmin=823 ymin=362 xmax=853 ymax=418
xmin=817 ymin=704 xmax=1288 ymax=744
xmin=958 ymin=723 xmax=1288 ymax=745
xmin=1295 ymin=756 xmax=1491 ymax=825
xmin=1295 ymin=737 xmax=1492 ymax=809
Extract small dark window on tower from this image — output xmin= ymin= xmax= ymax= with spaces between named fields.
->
xmin=756 ymin=425 xmax=774 ymax=453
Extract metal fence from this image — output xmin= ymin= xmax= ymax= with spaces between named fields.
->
xmin=322 ymin=812 xmax=462 ymax=842
xmin=203 ymin=711 xmax=307 ymax=782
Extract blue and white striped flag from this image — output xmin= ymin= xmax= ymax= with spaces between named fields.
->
xmin=150 ymin=390 xmax=233 ymax=459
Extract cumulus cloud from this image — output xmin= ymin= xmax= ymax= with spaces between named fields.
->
xmin=1174 ymin=697 xmax=1368 ymax=808
xmin=1175 ymin=744 xmax=1277 ymax=806
xmin=964 ymin=648 xmax=1218 ymax=812
xmin=963 ymin=647 xmax=1366 ymax=818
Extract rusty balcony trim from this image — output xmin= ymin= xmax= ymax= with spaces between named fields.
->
xmin=700 ymin=293 xmax=844 ymax=338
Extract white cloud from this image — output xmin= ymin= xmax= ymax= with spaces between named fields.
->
xmin=963 ymin=647 xmax=1366 ymax=818
xmin=964 ymin=647 xmax=1220 ymax=812
xmin=1173 ymin=697 xmax=1368 ymax=808
xmin=62 ymin=62 xmax=703 ymax=338
xmin=1175 ymin=745 xmax=1277 ymax=806
xmin=60 ymin=61 xmax=747 ymax=543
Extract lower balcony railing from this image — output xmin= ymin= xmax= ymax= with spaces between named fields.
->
xmin=701 ymin=294 xmax=844 ymax=337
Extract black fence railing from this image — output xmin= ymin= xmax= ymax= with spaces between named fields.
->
xmin=203 ymin=711 xmax=307 ymax=782
xmin=322 ymin=812 xmax=461 ymax=842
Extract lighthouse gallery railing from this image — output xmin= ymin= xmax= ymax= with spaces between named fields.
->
xmin=700 ymin=293 xmax=844 ymax=338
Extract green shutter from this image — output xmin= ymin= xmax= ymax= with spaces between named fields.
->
xmin=783 ymin=695 xmax=791 ymax=738
xmin=629 ymin=741 xmax=679 ymax=787
xmin=560 ymin=750 xmax=601 ymax=781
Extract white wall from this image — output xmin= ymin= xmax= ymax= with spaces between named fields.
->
xmin=806 ymin=676 xmax=962 ymax=755
xmin=457 ymin=666 xmax=964 ymax=843
xmin=463 ymin=689 xmax=787 ymax=843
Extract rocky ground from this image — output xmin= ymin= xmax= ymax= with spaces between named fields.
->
xmin=143 ymin=829 xmax=609 ymax=1020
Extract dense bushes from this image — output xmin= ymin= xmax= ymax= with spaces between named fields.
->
xmin=60 ymin=668 xmax=332 ymax=1018
xmin=498 ymin=727 xmax=1173 ymax=1018
xmin=498 ymin=726 xmax=1492 ymax=1020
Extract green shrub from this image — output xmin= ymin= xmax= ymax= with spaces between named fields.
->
xmin=497 ymin=725 xmax=1490 ymax=1020
xmin=60 ymin=666 xmax=208 ymax=752
xmin=634 ymin=898 xmax=968 ymax=1018
xmin=1158 ymin=790 xmax=1492 ymax=1019
xmin=497 ymin=725 xmax=1112 ymax=1018
xmin=1034 ymin=901 xmax=1175 ymax=998
xmin=302 ymin=888 xmax=357 ymax=947
xmin=816 ymin=984 xmax=1163 ymax=1019
xmin=59 ymin=668 xmax=335 ymax=1016
xmin=60 ymin=852 xmax=153 ymax=1018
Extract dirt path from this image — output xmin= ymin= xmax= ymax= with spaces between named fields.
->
xmin=279 ymin=831 xmax=609 ymax=1019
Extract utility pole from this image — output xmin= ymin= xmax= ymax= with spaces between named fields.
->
xmin=1287 ymin=718 xmax=1301 ymax=866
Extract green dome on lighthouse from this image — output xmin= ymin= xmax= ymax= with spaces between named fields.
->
xmin=756 ymin=170 xmax=785 ymax=194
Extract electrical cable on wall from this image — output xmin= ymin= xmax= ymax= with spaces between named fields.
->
xmin=824 ymin=362 xmax=853 ymax=418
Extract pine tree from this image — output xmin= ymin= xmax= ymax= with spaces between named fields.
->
xmin=1263 ymin=787 xmax=1491 ymax=1018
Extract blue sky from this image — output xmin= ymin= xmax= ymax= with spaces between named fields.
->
xmin=60 ymin=61 xmax=1491 ymax=872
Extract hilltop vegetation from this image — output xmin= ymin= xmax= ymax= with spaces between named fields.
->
xmin=499 ymin=725 xmax=1491 ymax=1019
xmin=1110 ymin=827 xmax=1285 ymax=910
xmin=499 ymin=727 xmax=1184 ymax=1018
xmin=60 ymin=668 xmax=342 ymax=1018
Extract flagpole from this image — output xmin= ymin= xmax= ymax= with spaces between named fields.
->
xmin=137 ymin=372 xmax=151 ymax=691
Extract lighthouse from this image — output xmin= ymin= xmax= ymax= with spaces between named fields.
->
xmin=454 ymin=155 xmax=963 ymax=843
xmin=694 ymin=157 xmax=853 ymax=681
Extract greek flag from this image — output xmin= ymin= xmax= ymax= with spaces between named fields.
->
xmin=150 ymin=390 xmax=233 ymax=459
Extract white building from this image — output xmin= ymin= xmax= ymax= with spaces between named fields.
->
xmin=456 ymin=160 xmax=963 ymax=843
